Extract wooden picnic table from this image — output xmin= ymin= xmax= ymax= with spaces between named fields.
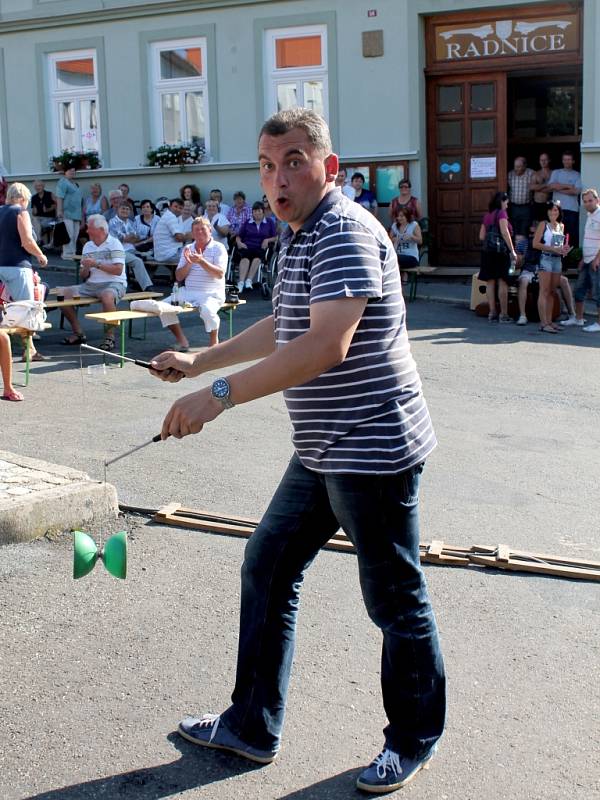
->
xmin=84 ymin=300 xmax=246 ymax=366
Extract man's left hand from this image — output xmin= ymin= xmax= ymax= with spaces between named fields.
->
xmin=161 ymin=386 xmax=223 ymax=439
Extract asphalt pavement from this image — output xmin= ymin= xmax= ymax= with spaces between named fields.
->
xmin=0 ymin=277 xmax=598 ymax=800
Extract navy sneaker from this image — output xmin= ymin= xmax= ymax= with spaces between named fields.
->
xmin=177 ymin=713 xmax=278 ymax=764
xmin=356 ymin=746 xmax=435 ymax=793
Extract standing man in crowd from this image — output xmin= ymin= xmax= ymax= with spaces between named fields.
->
xmin=150 ymin=108 xmax=445 ymax=794
xmin=507 ymin=156 xmax=534 ymax=246
xmin=530 ymin=153 xmax=552 ymax=224
xmin=569 ymin=188 xmax=600 ymax=332
xmin=547 ymin=150 xmax=583 ymax=247
xmin=54 ymin=166 xmax=82 ymax=260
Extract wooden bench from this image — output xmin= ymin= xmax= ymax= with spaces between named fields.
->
xmin=404 ymin=265 xmax=479 ymax=302
xmin=45 ymin=290 xmax=165 ymax=329
xmin=84 ymin=300 xmax=246 ymax=365
xmin=3 ymin=322 xmax=52 ymax=386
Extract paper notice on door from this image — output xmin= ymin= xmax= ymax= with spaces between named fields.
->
xmin=470 ymin=156 xmax=496 ymax=179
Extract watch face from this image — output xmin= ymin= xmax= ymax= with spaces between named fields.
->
xmin=213 ymin=379 xmax=229 ymax=399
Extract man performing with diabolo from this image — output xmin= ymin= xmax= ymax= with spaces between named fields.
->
xmin=150 ymin=109 xmax=446 ymax=794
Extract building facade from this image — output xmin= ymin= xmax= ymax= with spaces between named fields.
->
xmin=0 ymin=0 xmax=598 ymax=266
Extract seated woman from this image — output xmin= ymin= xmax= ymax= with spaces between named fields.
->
xmin=165 ymin=216 xmax=227 ymax=350
xmin=235 ymin=201 xmax=277 ymax=293
xmin=0 ymin=329 xmax=23 ymax=401
xmin=133 ymin=199 xmax=159 ymax=252
xmin=391 ymin=207 xmax=422 ymax=282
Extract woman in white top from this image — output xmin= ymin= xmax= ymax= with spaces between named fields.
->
xmin=533 ymin=200 xmax=572 ymax=333
xmin=390 ymin=207 xmax=422 ymax=284
xmin=165 ymin=216 xmax=227 ymax=350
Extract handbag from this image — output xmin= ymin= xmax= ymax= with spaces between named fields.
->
xmin=484 ymin=211 xmax=509 ymax=254
xmin=0 ymin=300 xmax=47 ymax=331
xmin=52 ymin=220 xmax=71 ymax=248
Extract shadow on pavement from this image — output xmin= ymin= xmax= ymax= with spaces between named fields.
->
xmin=22 ymin=734 xmax=263 ymax=800
xmin=275 ymin=769 xmax=361 ymax=799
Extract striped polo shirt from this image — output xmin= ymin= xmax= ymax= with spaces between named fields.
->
xmin=272 ymin=188 xmax=436 ymax=474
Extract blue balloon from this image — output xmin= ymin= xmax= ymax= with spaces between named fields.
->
xmin=450 ymin=162 xmax=461 ymax=173
xmin=440 ymin=163 xmax=451 ymax=174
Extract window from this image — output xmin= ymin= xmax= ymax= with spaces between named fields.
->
xmin=48 ymin=50 xmax=100 ymax=154
xmin=265 ymin=26 xmax=328 ymax=119
xmin=151 ymin=38 xmax=209 ymax=154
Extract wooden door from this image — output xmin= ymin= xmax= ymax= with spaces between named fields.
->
xmin=427 ymin=72 xmax=507 ymax=266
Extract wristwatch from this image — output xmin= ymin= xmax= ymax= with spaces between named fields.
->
xmin=211 ymin=377 xmax=235 ymax=410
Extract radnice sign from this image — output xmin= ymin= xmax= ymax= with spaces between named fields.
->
xmin=434 ymin=13 xmax=579 ymax=62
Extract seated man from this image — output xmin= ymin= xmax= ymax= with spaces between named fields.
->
xmin=108 ymin=200 xmax=154 ymax=291
xmin=180 ymin=200 xmax=197 ymax=238
xmin=164 ymin=216 xmax=227 ymax=350
xmin=58 ymin=214 xmax=127 ymax=352
xmin=153 ymin=198 xmax=186 ymax=262
xmin=30 ymin=179 xmax=56 ymax=246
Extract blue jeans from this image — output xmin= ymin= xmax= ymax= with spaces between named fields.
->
xmin=574 ymin=262 xmax=600 ymax=307
xmin=221 ymin=454 xmax=446 ymax=758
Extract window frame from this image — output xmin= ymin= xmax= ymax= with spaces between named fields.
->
xmin=149 ymin=37 xmax=210 ymax=155
xmin=265 ymin=24 xmax=329 ymax=120
xmin=47 ymin=49 xmax=101 ymax=156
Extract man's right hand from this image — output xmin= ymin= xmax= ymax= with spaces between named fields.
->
xmin=37 ymin=254 xmax=48 ymax=267
xmin=149 ymin=350 xmax=201 ymax=382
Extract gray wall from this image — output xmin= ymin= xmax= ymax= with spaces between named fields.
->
xmin=1 ymin=0 xmax=597 ymax=222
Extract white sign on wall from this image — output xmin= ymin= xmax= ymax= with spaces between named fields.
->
xmin=470 ymin=156 xmax=496 ymax=179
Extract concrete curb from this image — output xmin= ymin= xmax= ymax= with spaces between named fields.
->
xmin=0 ymin=450 xmax=118 ymax=545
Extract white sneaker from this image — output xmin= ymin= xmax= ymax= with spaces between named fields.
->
xmin=237 ymin=280 xmax=244 ymax=293
xmin=244 ymin=279 xmax=253 ymax=289
xmin=516 ymin=315 xmax=528 ymax=325
xmin=559 ymin=316 xmax=584 ymax=327
xmin=583 ymin=322 xmax=600 ymax=333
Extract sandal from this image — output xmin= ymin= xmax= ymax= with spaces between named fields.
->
xmin=539 ymin=324 xmax=558 ymax=334
xmin=2 ymin=389 xmax=24 ymax=402
xmin=21 ymin=351 xmax=49 ymax=363
xmin=99 ymin=337 xmax=115 ymax=352
xmin=61 ymin=333 xmax=87 ymax=346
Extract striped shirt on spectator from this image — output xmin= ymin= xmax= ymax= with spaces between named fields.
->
xmin=272 ymin=188 xmax=436 ymax=474
xmin=226 ymin=203 xmax=252 ymax=235
xmin=508 ymin=168 xmax=534 ymax=205
xmin=178 ymin=239 xmax=227 ymax=296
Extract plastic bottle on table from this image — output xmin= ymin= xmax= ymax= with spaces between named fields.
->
xmin=171 ymin=283 xmax=179 ymax=306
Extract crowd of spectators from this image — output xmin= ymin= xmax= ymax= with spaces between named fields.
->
xmin=479 ymin=150 xmax=600 ymax=333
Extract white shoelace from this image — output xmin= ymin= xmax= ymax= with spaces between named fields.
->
xmin=197 ymin=713 xmax=220 ymax=742
xmin=373 ymin=748 xmax=402 ymax=779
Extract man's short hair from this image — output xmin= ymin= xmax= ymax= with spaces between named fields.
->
xmin=252 ymin=201 xmax=264 ymax=212
xmin=87 ymin=214 xmax=108 ymax=231
xmin=117 ymin=200 xmax=130 ymax=210
xmin=259 ymin=108 xmax=332 ymax=156
xmin=233 ymin=191 xmax=246 ymax=200
xmin=6 ymin=182 xmax=31 ymax=204
xmin=170 ymin=198 xmax=183 ymax=206
xmin=352 ymin=172 xmax=365 ymax=183
xmin=210 ymin=188 xmax=222 ymax=197
xmin=191 ymin=216 xmax=211 ymax=231
xmin=109 ymin=189 xmax=123 ymax=200
xmin=582 ymin=188 xmax=599 ymax=200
